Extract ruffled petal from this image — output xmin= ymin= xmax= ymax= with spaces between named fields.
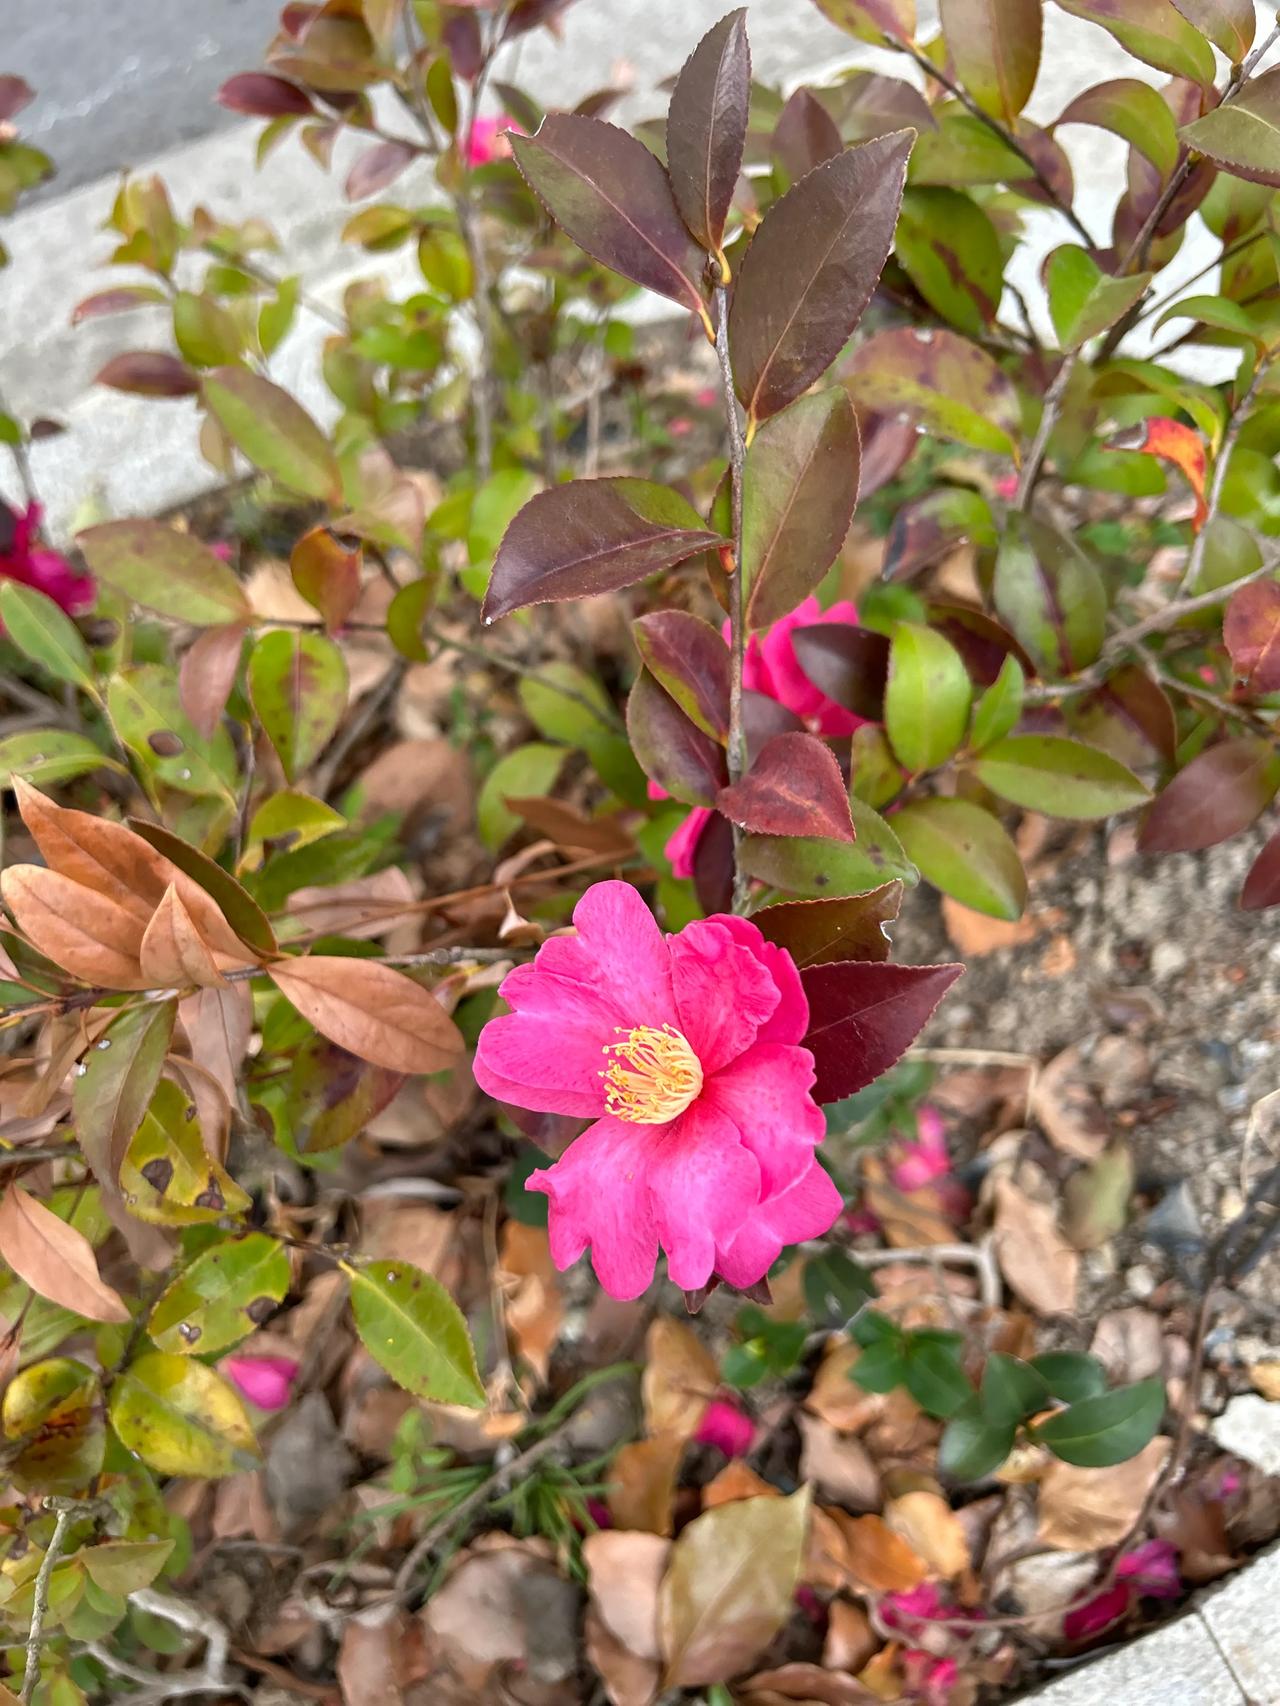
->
xmin=702 ymin=1040 xmax=824 ymax=1194
xmin=647 ymin=1100 xmax=761 ymax=1291
xmin=669 ymin=918 xmax=779 ymax=1074
xmin=704 ymin=914 xmax=809 ymax=1045
xmin=527 ymin=1115 xmax=660 ymax=1300
xmin=567 ymin=880 xmax=677 ymax=1027
xmin=664 ymin=806 xmax=713 ymax=879
xmin=714 ymin=1157 xmax=842 ymax=1288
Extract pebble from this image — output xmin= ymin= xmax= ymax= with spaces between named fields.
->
xmin=1151 ymin=941 xmax=1189 ymax=981
xmin=1211 ymin=1393 xmax=1280 ymax=1475
xmin=1126 ymin=1264 xmax=1157 ymax=1299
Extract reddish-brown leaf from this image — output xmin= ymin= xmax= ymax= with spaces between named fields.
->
xmin=139 ymin=886 xmax=227 ymax=989
xmin=1138 ymin=738 xmax=1280 ymax=853
xmin=718 ymin=732 xmax=854 ymax=842
xmin=0 ymin=865 xmax=146 ymax=989
xmin=772 ymin=88 xmax=843 ymax=182
xmin=95 ymin=352 xmax=200 ymax=398
xmin=627 ymin=669 xmax=727 ymax=807
xmin=511 ymin=115 xmax=709 ymax=321
xmin=179 ymin=624 xmax=245 ymax=741
xmin=0 ymin=75 xmax=34 ymax=123
xmin=790 ymin=623 xmax=890 ymax=721
xmin=267 ymin=956 xmax=464 ymax=1075
xmin=800 ymin=960 xmax=964 ymax=1104
xmin=753 ymin=885 xmax=903 ymax=967
xmin=1241 ymin=828 xmax=1280 ymax=910
xmin=482 ymin=478 xmax=723 ymax=623
xmin=290 ymin=526 xmax=363 ymax=631
xmin=666 ymin=9 xmax=751 ymax=257
xmin=217 ymin=71 xmax=315 ymax=116
xmin=0 ymin=1186 xmax=130 ymax=1323
xmin=345 ymin=138 xmax=419 ymax=200
xmin=1224 ymin=579 xmax=1280 ymax=693
xmin=632 ymin=609 xmax=730 ymax=740
xmin=730 ymin=131 xmax=914 ymax=425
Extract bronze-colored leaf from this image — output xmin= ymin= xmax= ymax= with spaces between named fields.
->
xmin=0 ymin=1186 xmax=130 ymax=1323
xmin=179 ymin=624 xmax=245 ymax=740
xmin=267 ymin=955 xmax=464 ymax=1075
xmin=642 ymin=1315 xmax=718 ymax=1439
xmin=730 ymin=131 xmax=914 ymax=425
xmin=0 ymin=865 xmax=146 ymax=989
xmin=666 ymin=9 xmax=751 ymax=259
xmin=139 ymin=885 xmax=227 ymax=989
xmin=718 ymin=732 xmax=854 ymax=842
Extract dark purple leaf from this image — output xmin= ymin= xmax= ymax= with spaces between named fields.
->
xmin=992 ymin=513 xmax=1106 ymax=678
xmin=742 ymin=388 xmax=860 ymax=629
xmin=844 ymin=326 xmax=1020 ymax=457
xmin=632 ymin=609 xmax=730 ymax=739
xmin=858 ymin=414 xmax=919 ymax=499
xmin=666 ymin=8 xmax=751 ymax=257
xmin=834 ymin=72 xmax=937 ymax=144
xmin=801 ymin=960 xmax=964 ymax=1103
xmin=284 ymin=1035 xmax=405 ymax=1154
xmin=217 ymin=72 xmax=315 ymax=117
xmin=730 ymin=130 xmax=914 ymax=426
xmin=95 ymin=353 xmax=200 ymax=398
xmin=717 ymin=732 xmax=854 ymax=841
xmin=345 ymin=139 xmax=419 ymax=201
xmin=790 ymin=623 xmax=890 ymax=721
xmin=72 ymin=287 xmax=168 ymax=324
xmin=443 ymin=10 xmax=484 ymax=76
xmin=627 ymin=669 xmax=726 ymax=806
xmin=884 ymin=488 xmax=996 ymax=583
xmin=753 ymin=884 xmax=903 ymax=967
xmin=743 ymin=690 xmax=805 ymax=764
xmin=694 ymin=810 xmax=736 ymax=915
xmin=482 ymin=478 xmax=723 ymax=622
xmin=1241 ymin=827 xmax=1280 ymax=910
xmin=1064 ymin=664 xmax=1177 ymax=768
xmin=1169 ymin=0 xmax=1254 ymax=60
xmin=511 ymin=114 xmax=710 ymax=321
xmin=0 ymin=76 xmax=34 ymax=124
xmin=1138 ymin=738 xmax=1280 ymax=853
xmin=772 ymin=89 xmax=843 ymax=181
xmin=930 ymin=603 xmax=1034 ymax=688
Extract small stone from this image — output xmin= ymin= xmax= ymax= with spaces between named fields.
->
xmin=1211 ymin=1393 xmax=1280 ymax=1475
xmin=1126 ymin=1264 xmax=1156 ymax=1299
xmin=1150 ymin=941 xmax=1188 ymax=982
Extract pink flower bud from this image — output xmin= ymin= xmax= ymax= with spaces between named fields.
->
xmin=695 ymin=1398 xmax=755 ymax=1457
xmin=223 ymin=1353 xmax=300 ymax=1411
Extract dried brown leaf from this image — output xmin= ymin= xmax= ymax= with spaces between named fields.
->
xmin=608 ymin=1435 xmax=683 ymax=1535
xmin=498 ymin=1222 xmax=563 ymax=1386
xmin=992 ymin=1176 xmax=1078 ymax=1314
xmin=0 ymin=1184 xmax=130 ymax=1322
xmin=179 ymin=982 xmax=253 ymax=1102
xmin=823 ymin=1598 xmax=877 ymax=1672
xmin=585 ymin=1607 xmax=661 ymax=1706
xmin=267 ymin=956 xmax=463 ymax=1074
xmin=797 ymin=1414 xmax=880 ymax=1511
xmin=742 ymin=1663 xmax=880 ymax=1704
xmin=0 ymin=865 xmax=146 ymax=988
xmin=642 ymin=1316 xmax=717 ymax=1440
xmin=583 ymin=1529 xmax=670 ymax=1660
xmin=139 ymin=885 xmax=227 ymax=988
xmin=941 ymin=896 xmax=1039 ymax=957
xmin=884 ymin=1490 xmax=970 ymax=1579
xmin=1031 ymin=1045 xmax=1109 ymax=1160
xmin=826 ymin=1511 xmax=929 ymax=1594
xmin=703 ymin=1461 xmax=780 ymax=1509
xmin=1090 ymin=1307 xmax=1166 ymax=1383
xmin=1037 ymin=1436 xmax=1171 ymax=1550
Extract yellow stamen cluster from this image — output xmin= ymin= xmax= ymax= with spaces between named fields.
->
xmin=601 ymin=1024 xmax=703 ymax=1125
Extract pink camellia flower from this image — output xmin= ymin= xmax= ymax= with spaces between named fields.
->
xmin=223 ymin=1354 xmax=300 ymax=1412
xmin=464 ymin=114 xmax=523 ymax=167
xmin=695 ymin=1397 xmax=755 ymax=1457
xmin=474 ymin=880 xmax=840 ymax=1300
xmin=0 ymin=501 xmax=94 ymax=615
xmin=1063 ymin=1540 xmax=1181 ymax=1641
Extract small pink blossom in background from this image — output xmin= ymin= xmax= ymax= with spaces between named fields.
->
xmin=1063 ymin=1540 xmax=1181 ymax=1641
xmin=993 ymin=472 xmax=1019 ymax=501
xmin=694 ymin=386 xmax=719 ymax=409
xmin=668 ymin=416 xmax=694 ymax=438
xmin=695 ymin=1397 xmax=755 ymax=1456
xmin=653 ymin=596 xmax=873 ymax=876
xmin=464 ymin=115 xmax=523 ymax=168
xmin=223 ymin=1354 xmax=299 ymax=1411
xmin=585 ymin=1498 xmax=613 ymax=1531
xmin=890 ymin=1104 xmax=949 ymax=1192
xmin=473 ymin=880 xmax=840 ymax=1299
xmin=0 ymin=502 xmax=94 ymax=615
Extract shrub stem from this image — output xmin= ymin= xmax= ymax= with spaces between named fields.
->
xmin=712 ymin=281 xmax=750 ymax=914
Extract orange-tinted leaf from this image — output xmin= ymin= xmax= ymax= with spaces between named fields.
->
xmin=290 ymin=526 xmax=363 ymax=631
xmin=1224 ymin=579 xmax=1280 ymax=692
xmin=829 ymin=1510 xmax=929 ymax=1592
xmin=940 ymin=0 xmax=1041 ymax=125
xmin=179 ymin=624 xmax=245 ymax=740
xmin=267 ymin=955 xmax=464 ymax=1074
xmin=666 ymin=9 xmax=751 ymax=257
xmin=0 ymin=1187 xmax=129 ymax=1323
xmin=1133 ymin=417 xmax=1208 ymax=529
xmin=731 ymin=132 xmax=913 ymax=425
xmin=139 ymin=886 xmax=227 ymax=989
xmin=0 ymin=865 xmax=145 ymax=988
xmin=718 ymin=732 xmax=854 ymax=842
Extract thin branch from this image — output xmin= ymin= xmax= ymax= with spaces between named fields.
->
xmin=1179 ymin=353 xmax=1274 ymax=592
xmin=888 ymin=35 xmax=1097 ymax=248
xmin=854 ymin=1238 xmax=1001 ymax=1312
xmin=712 ymin=280 xmax=750 ymax=914
xmin=312 ymin=656 xmax=408 ymax=799
xmin=21 ymin=1503 xmax=77 ymax=1704
xmin=1014 ymin=349 xmax=1077 ymax=510
xmin=1134 ymin=230 xmax=1268 ymax=333
xmin=0 ymin=380 xmax=37 ymax=510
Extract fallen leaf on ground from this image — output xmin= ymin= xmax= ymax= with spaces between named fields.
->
xmin=608 ymin=1435 xmax=683 ymax=1534
xmin=823 ymin=1598 xmax=878 ymax=1672
xmin=659 ymin=1486 xmax=811 ymax=1687
xmin=584 ymin=1529 xmax=670 ymax=1659
xmin=1091 ymin=1307 xmax=1166 ymax=1383
xmin=992 ymin=1176 xmax=1079 ymax=1314
xmin=1037 ymin=1436 xmax=1171 ymax=1550
xmin=798 ymin=1413 xmax=880 ymax=1510
xmin=642 ymin=1316 xmax=717 ymax=1440
xmin=942 ymin=897 xmax=1039 ymax=957
xmin=1062 ymin=1142 xmax=1133 ymax=1250
xmin=825 ymin=1511 xmax=928 ymax=1594
xmin=1031 ymin=1046 xmax=1108 ymax=1160
xmin=862 ymin=1154 xmax=958 ymax=1246
xmin=1249 ymin=1362 xmax=1280 ymax=1402
xmin=498 ymin=1221 xmax=564 ymax=1385
xmin=585 ymin=1608 xmax=661 ymax=1706
xmin=807 ymin=1340 xmax=886 ymax=1433
xmin=703 ymin=1461 xmax=780 ymax=1508
xmin=885 ymin=1490 xmax=971 ymax=1579
xmin=742 ymin=1662 xmax=880 ymax=1704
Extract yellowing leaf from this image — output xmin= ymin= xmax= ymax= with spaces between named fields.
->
xmin=120 ymin=1078 xmax=250 ymax=1226
xmin=2 ymin=1358 xmax=105 ymax=1495
xmin=148 ymin=1233 xmax=290 ymax=1356
xmin=0 ymin=1186 xmax=130 ymax=1323
xmin=110 ymin=1351 xmax=260 ymax=1477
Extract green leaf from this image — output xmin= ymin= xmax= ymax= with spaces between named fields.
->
xmin=173 ymin=292 xmax=241 ymax=367
xmin=108 ymin=665 xmax=237 ymax=801
xmin=0 ymin=730 xmax=123 ymax=790
xmin=803 ymin=1250 xmax=874 ymax=1326
xmin=1054 ymin=0 xmax=1214 ymax=85
xmin=904 ymin=1337 xmax=973 ymax=1417
xmin=938 ymin=1398 xmax=1015 ymax=1480
xmin=128 ymin=819 xmax=277 ymax=958
xmin=972 ymin=734 xmax=1150 ymax=819
xmin=852 ymin=1309 xmax=901 ymax=1348
xmin=740 ymin=806 xmax=916 ymax=898
xmin=477 ymin=742 xmax=566 ymax=850
xmin=1055 ymin=79 xmax=1180 ymax=179
xmin=980 ymin=1352 xmax=1051 ymax=1426
xmin=1029 ymin=1351 xmax=1109 ymax=1403
xmin=938 ymin=0 xmax=1040 ymax=124
xmin=148 ymin=1234 xmax=291 ymax=1356
xmin=1033 ymin=1378 xmax=1165 ymax=1467
xmin=0 ymin=583 xmax=96 ymax=693
xmin=970 ymin=654 xmax=1024 ymax=750
xmin=78 ymin=520 xmax=250 ymax=625
xmin=810 ymin=0 xmax=915 ymax=47
xmin=110 ymin=1353 xmax=260 ymax=1478
xmin=518 ymin=661 xmax=616 ymax=746
xmin=2 ymin=1358 xmax=105 ymax=1495
xmin=993 ymin=514 xmax=1106 ymax=676
xmin=893 ymin=797 xmax=1026 ymax=920
xmin=1045 ymin=245 xmax=1152 ymax=351
xmin=73 ymin=999 xmax=177 ymax=1184
xmin=121 ymin=1078 xmax=251 ymax=1227
xmin=885 ymin=622 xmax=971 ymax=774
xmin=345 ymin=1259 xmax=485 ymax=1407
xmin=203 ymin=368 xmax=341 ymax=501
xmin=247 ymin=630 xmax=349 ymax=783
xmin=1154 ymin=293 xmax=1271 ymax=346
xmin=895 ymin=188 xmax=1005 ymax=337
xmin=846 ymin=326 xmax=1020 ymax=456
xmin=1169 ymin=0 xmax=1254 ymax=60
xmin=1180 ymin=69 xmax=1280 ymax=189
xmin=81 ymin=1540 xmax=174 ymax=1598
xmin=848 ymin=1337 xmax=907 ymax=1393
xmin=243 ymin=790 xmax=345 ymax=869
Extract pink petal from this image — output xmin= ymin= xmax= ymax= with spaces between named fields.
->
xmin=528 ymin=1114 xmax=660 ymax=1300
xmin=669 ymin=918 xmax=779 ymax=1073
xmin=647 ymin=1099 xmax=761 ymax=1290
xmin=695 ymin=1398 xmax=755 ymax=1457
xmin=1116 ymin=1538 xmax=1181 ymax=1597
xmin=571 ymin=881 xmax=677 ymax=1024
xmin=703 ymin=1041 xmax=824 ymax=1195
xmin=663 ymin=806 xmax=713 ymax=879
xmin=714 ymin=1157 xmax=842 ymax=1288
xmin=223 ymin=1354 xmax=299 ymax=1411
xmin=707 ymin=914 xmax=809 ymax=1044
xmin=1063 ymin=1584 xmax=1131 ymax=1641
xmin=883 ymin=1583 xmax=946 ymax=1627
